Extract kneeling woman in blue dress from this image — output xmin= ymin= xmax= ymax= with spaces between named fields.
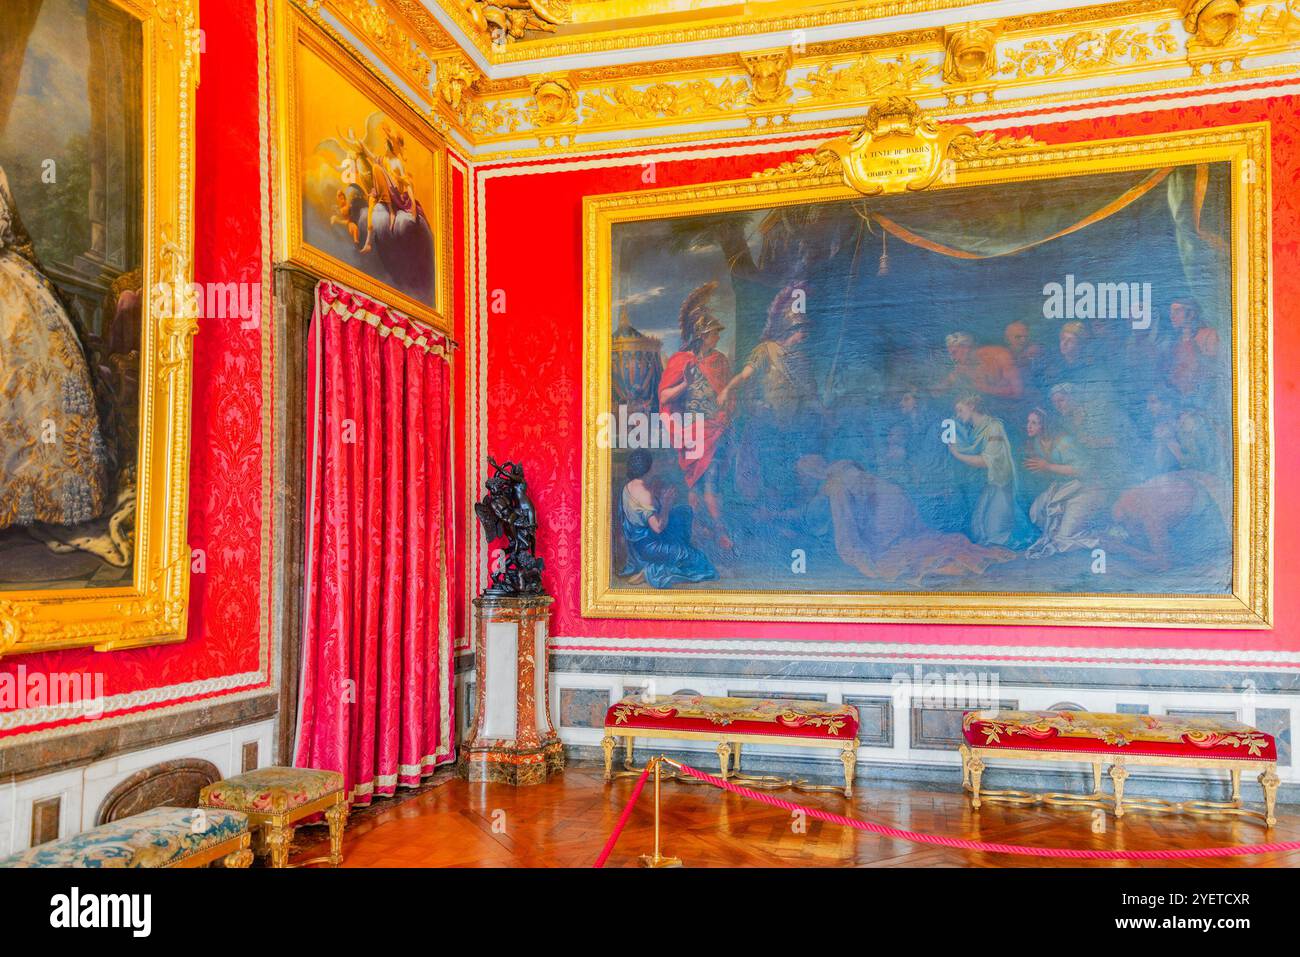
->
xmin=619 ymin=450 xmax=716 ymax=588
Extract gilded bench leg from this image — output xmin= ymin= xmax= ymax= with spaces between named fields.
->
xmin=840 ymin=745 xmax=856 ymax=799
xmin=958 ymin=745 xmax=971 ymax=789
xmin=733 ymin=742 xmax=742 ymax=774
xmin=266 ymin=819 xmax=295 ymax=869
xmin=601 ymin=735 xmax=615 ymax=781
xmin=222 ymin=848 xmax=254 ymax=869
xmin=1092 ymin=762 xmax=1103 ymax=797
xmin=1110 ymin=764 xmax=1129 ymax=818
xmin=624 ymin=736 xmax=634 ymax=770
xmin=968 ymin=754 xmax=985 ymax=809
xmin=1260 ymin=766 xmax=1279 ymax=827
xmin=716 ymin=742 xmax=731 ymax=780
xmin=1230 ymin=768 xmax=1242 ymax=806
xmin=325 ymin=800 xmax=348 ymax=867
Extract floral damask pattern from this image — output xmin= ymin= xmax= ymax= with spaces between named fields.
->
xmin=483 ymin=93 xmax=1300 ymax=655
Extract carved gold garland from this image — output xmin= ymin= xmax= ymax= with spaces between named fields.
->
xmin=0 ymin=0 xmax=201 ymax=658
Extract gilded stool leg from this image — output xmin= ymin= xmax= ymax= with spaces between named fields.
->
xmin=325 ymin=800 xmax=348 ymax=867
xmin=958 ymin=745 xmax=971 ymax=789
xmin=601 ymin=735 xmax=616 ymax=781
xmin=716 ymin=742 xmax=731 ymax=780
xmin=840 ymin=745 xmax=857 ymax=799
xmin=624 ymin=736 xmax=634 ymax=770
xmin=1260 ymin=766 xmax=1279 ymax=827
xmin=1110 ymin=764 xmax=1129 ymax=818
xmin=1230 ymin=768 xmax=1242 ymax=806
xmin=1092 ymin=762 xmax=1103 ymax=796
xmin=732 ymin=742 xmax=742 ymax=774
xmin=968 ymin=754 xmax=985 ymax=809
xmin=266 ymin=819 xmax=294 ymax=869
xmin=222 ymin=848 xmax=254 ymax=869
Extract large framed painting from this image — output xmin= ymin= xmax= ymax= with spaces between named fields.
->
xmin=0 ymin=0 xmax=199 ymax=655
xmin=275 ymin=0 xmax=451 ymax=331
xmin=582 ymin=100 xmax=1272 ymax=628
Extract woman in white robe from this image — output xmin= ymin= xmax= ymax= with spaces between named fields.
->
xmin=0 ymin=164 xmax=107 ymax=530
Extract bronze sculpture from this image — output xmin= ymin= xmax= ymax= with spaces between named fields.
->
xmin=475 ymin=456 xmax=545 ymax=596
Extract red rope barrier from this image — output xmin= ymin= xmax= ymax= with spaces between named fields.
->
xmin=593 ymin=764 xmax=653 ymax=869
xmin=664 ymin=760 xmax=1300 ymax=862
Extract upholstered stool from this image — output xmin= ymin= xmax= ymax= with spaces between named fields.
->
xmin=200 ymin=767 xmax=347 ymax=867
xmin=0 ymin=806 xmax=252 ymax=868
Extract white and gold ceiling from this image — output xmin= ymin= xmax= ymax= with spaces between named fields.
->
xmin=297 ymin=0 xmax=1300 ymax=157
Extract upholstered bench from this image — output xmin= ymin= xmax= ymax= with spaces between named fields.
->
xmin=960 ymin=710 xmax=1280 ymax=826
xmin=200 ymin=767 xmax=347 ymax=868
xmin=0 ymin=806 xmax=252 ymax=868
xmin=602 ymin=694 xmax=860 ymax=797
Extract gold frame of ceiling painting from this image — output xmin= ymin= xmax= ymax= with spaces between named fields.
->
xmin=581 ymin=105 xmax=1273 ymax=628
xmin=0 ymin=0 xmax=201 ymax=657
xmin=275 ymin=0 xmax=454 ymax=332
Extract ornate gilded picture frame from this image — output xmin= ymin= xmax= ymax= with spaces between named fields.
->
xmin=0 ymin=0 xmax=200 ymax=656
xmin=274 ymin=0 xmax=452 ymax=332
xmin=582 ymin=102 xmax=1272 ymax=628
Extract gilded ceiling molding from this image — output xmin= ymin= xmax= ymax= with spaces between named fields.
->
xmin=456 ymin=0 xmax=570 ymax=46
xmin=436 ymin=53 xmax=483 ymax=121
xmin=312 ymin=0 xmax=443 ymax=98
xmin=997 ymin=21 xmax=1179 ymax=80
xmin=431 ymin=0 xmax=1124 ymax=65
xmin=739 ymin=49 xmax=795 ymax=106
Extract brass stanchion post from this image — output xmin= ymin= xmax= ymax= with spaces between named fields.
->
xmin=639 ymin=756 xmax=683 ymax=868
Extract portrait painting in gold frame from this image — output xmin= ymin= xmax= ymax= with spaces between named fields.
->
xmin=275 ymin=0 xmax=451 ymax=331
xmin=0 ymin=0 xmax=200 ymax=656
xmin=582 ymin=105 xmax=1272 ymax=628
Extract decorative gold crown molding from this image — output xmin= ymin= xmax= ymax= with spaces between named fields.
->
xmin=293 ymin=0 xmax=1300 ymax=156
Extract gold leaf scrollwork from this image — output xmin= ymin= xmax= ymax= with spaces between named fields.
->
xmin=581 ymin=77 xmax=750 ymax=125
xmin=999 ymin=23 xmax=1179 ymax=79
xmin=756 ymin=96 xmax=1042 ymax=194
xmin=462 ymin=0 xmax=570 ymax=43
xmin=795 ymin=52 xmax=938 ymax=104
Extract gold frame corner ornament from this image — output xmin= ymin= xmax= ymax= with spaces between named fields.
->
xmin=581 ymin=103 xmax=1273 ymax=629
xmin=0 ymin=0 xmax=201 ymax=658
xmin=274 ymin=0 xmax=454 ymax=333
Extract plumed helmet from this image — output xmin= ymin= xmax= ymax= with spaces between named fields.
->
xmin=761 ymin=281 xmax=810 ymax=342
xmin=679 ymin=281 xmax=723 ymax=350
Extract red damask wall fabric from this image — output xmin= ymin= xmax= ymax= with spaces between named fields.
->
xmin=479 ymin=90 xmax=1300 ymax=656
xmin=295 ymin=281 xmax=455 ymax=804
xmin=0 ymin=0 xmax=271 ymax=738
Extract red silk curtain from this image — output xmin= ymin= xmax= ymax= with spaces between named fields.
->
xmin=295 ymin=280 xmax=455 ymax=805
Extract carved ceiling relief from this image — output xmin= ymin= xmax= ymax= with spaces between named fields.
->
xmin=461 ymin=0 xmax=571 ymax=45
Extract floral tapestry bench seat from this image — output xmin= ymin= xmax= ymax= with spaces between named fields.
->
xmin=602 ymin=694 xmax=860 ymax=797
xmin=959 ymin=710 xmax=1280 ymax=826
xmin=0 ymin=807 xmax=252 ymax=868
xmin=200 ymin=766 xmax=348 ymax=868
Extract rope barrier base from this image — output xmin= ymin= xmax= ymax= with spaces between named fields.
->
xmin=592 ymin=754 xmax=1300 ymax=866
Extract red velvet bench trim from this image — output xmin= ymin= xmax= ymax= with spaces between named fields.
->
xmin=606 ymin=695 xmax=860 ymax=740
xmin=963 ymin=710 xmax=1277 ymax=762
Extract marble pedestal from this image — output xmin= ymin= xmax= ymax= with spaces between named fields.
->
xmin=459 ymin=594 xmax=564 ymax=785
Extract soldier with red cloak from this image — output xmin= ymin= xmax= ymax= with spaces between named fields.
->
xmin=657 ymin=281 xmax=735 ymax=551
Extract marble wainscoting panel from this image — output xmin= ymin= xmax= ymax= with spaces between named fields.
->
xmin=548 ymin=651 xmax=1300 ymax=805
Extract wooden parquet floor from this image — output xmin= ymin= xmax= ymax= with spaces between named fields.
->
xmin=292 ymin=766 xmax=1300 ymax=868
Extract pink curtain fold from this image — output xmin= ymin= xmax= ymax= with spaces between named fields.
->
xmin=295 ymin=280 xmax=455 ymax=805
